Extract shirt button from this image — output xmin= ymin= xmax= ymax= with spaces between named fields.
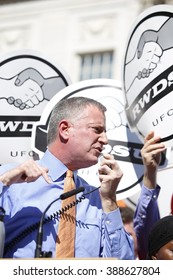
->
xmin=106 ymin=220 xmax=111 ymax=224
xmin=141 ymin=215 xmax=146 ymax=218
xmin=153 ymin=195 xmax=157 ymax=199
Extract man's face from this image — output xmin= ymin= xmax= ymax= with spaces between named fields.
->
xmin=67 ymin=105 xmax=108 ymax=169
xmin=154 ymin=240 xmax=173 ymax=260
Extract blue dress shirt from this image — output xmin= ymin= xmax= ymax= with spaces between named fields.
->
xmin=0 ymin=150 xmax=134 ymax=259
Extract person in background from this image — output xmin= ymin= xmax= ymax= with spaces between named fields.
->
xmin=0 ymin=96 xmax=134 ymax=259
xmin=148 ymin=215 xmax=173 ymax=260
xmin=120 ymin=131 xmax=166 ymax=260
xmin=119 ymin=206 xmax=138 ymax=258
xmin=133 ymin=131 xmax=165 ymax=259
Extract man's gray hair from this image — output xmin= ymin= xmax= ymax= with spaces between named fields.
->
xmin=47 ymin=96 xmax=106 ymax=145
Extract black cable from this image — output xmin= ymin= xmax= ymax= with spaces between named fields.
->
xmin=4 ymin=186 xmax=100 ymax=256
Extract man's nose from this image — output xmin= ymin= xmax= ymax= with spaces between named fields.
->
xmin=99 ymin=131 xmax=108 ymax=145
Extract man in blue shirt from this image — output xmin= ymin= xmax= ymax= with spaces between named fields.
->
xmin=0 ymin=97 xmax=134 ymax=259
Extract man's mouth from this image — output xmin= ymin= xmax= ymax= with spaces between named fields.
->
xmin=94 ymin=147 xmax=103 ymax=154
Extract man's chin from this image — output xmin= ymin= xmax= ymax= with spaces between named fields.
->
xmin=88 ymin=157 xmax=99 ymax=167
xmin=80 ymin=157 xmax=98 ymax=169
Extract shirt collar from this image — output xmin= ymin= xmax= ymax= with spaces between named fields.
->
xmin=40 ymin=149 xmax=77 ymax=182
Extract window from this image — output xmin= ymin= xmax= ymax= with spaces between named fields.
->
xmin=79 ymin=51 xmax=114 ymax=80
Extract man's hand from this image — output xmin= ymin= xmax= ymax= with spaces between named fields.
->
xmin=141 ymin=131 xmax=165 ymax=189
xmin=0 ymin=159 xmax=51 ymax=186
xmin=98 ymin=153 xmax=123 ymax=212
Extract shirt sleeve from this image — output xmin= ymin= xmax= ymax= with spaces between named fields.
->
xmin=133 ymin=184 xmax=160 ymax=260
xmin=101 ymin=208 xmax=135 ymax=259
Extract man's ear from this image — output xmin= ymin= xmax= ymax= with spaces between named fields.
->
xmin=59 ymin=120 xmax=70 ymax=140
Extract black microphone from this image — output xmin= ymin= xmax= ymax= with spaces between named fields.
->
xmin=60 ymin=187 xmax=84 ymax=200
xmin=34 ymin=186 xmax=84 ymax=258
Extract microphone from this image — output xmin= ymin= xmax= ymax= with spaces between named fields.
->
xmin=0 ymin=207 xmax=5 ymax=258
xmin=60 ymin=188 xmax=84 ymax=200
xmin=35 ymin=186 xmax=85 ymax=258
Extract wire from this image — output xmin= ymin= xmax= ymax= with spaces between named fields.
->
xmin=4 ymin=186 xmax=100 ymax=255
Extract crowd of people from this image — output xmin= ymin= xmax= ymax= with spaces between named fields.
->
xmin=0 ymin=96 xmax=172 ymax=260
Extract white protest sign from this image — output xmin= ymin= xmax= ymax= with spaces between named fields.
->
xmin=0 ymin=49 xmax=71 ymax=164
xmin=122 ymin=5 xmax=173 ymax=147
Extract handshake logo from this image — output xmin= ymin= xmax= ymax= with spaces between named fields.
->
xmin=0 ymin=50 xmax=70 ymax=164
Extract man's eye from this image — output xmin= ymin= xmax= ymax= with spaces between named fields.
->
xmin=92 ymin=127 xmax=100 ymax=133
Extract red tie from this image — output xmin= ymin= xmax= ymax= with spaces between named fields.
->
xmin=55 ymin=170 xmax=76 ymax=258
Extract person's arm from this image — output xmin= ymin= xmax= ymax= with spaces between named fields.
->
xmin=101 ymin=208 xmax=134 ymax=259
xmin=0 ymin=159 xmax=51 ymax=187
xmin=134 ymin=184 xmax=160 ymax=260
xmin=134 ymin=131 xmax=165 ymax=259
xmin=99 ymin=154 xmax=134 ymax=259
